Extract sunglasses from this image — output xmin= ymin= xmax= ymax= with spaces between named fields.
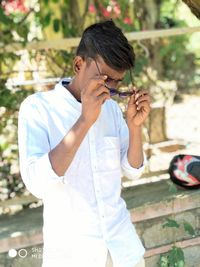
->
xmin=94 ymin=60 xmax=134 ymax=98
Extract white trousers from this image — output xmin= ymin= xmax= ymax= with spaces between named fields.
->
xmin=135 ymin=259 xmax=145 ymax=267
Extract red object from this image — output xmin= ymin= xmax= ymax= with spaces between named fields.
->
xmin=1 ymin=0 xmax=29 ymax=15
xmin=88 ymin=4 xmax=96 ymax=14
xmin=169 ymin=154 xmax=200 ymax=189
xmin=101 ymin=7 xmax=111 ymax=17
xmin=123 ymin=17 xmax=132 ymax=25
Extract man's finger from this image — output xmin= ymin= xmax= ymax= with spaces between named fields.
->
xmin=135 ymin=90 xmax=149 ymax=101
xmin=135 ymin=95 xmax=151 ymax=105
xmin=136 ymin=101 xmax=151 ymax=112
xmin=97 ymin=92 xmax=111 ymax=104
xmin=86 ymin=76 xmax=108 ymax=93
xmin=94 ymin=85 xmax=110 ymax=97
xmin=128 ymin=94 xmax=135 ymax=105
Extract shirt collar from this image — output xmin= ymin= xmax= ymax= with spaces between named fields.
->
xmin=55 ymin=77 xmax=82 ymax=111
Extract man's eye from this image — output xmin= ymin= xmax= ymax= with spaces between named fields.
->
xmin=106 ymin=78 xmax=113 ymax=83
xmin=106 ymin=78 xmax=119 ymax=84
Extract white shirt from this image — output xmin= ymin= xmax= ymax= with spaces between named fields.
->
xmin=18 ymin=78 xmax=145 ymax=267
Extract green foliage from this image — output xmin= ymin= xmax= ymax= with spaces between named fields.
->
xmin=53 ymin=18 xmax=60 ymax=32
xmin=159 ymin=216 xmax=196 ymax=267
xmin=162 ymin=218 xmax=180 ymax=229
xmin=43 ymin=12 xmax=52 ymax=27
xmin=0 ymin=81 xmax=33 ymax=201
xmin=168 ymin=247 xmax=185 ymax=267
xmin=159 ymin=36 xmax=196 ymax=88
xmin=159 ymin=255 xmax=169 ymax=267
xmin=0 ymin=7 xmax=30 ymax=44
xmin=0 ymin=8 xmax=12 ymax=24
xmin=159 ymin=246 xmax=185 ymax=267
xmin=183 ymin=221 xmax=195 ymax=236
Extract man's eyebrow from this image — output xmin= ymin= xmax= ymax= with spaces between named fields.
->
xmin=105 ymin=75 xmax=124 ymax=82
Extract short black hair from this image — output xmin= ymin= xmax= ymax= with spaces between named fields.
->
xmin=76 ymin=20 xmax=135 ymax=71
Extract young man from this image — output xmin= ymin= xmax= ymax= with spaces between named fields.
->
xmin=18 ymin=20 xmax=151 ymax=267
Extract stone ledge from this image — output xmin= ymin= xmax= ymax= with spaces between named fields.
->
xmin=145 ymin=236 xmax=200 ymax=258
xmin=122 ymin=180 xmax=200 ymax=222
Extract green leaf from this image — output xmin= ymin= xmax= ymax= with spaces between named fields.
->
xmin=168 ymin=246 xmax=185 ymax=267
xmin=44 ymin=12 xmax=51 ymax=27
xmin=0 ymin=8 xmax=12 ymax=24
xmin=183 ymin=221 xmax=195 ymax=236
xmin=53 ymin=19 xmax=60 ymax=32
xmin=162 ymin=218 xmax=180 ymax=229
xmin=159 ymin=255 xmax=169 ymax=267
xmin=16 ymin=25 xmax=29 ymax=39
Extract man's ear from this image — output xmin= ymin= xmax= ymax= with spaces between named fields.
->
xmin=73 ymin=56 xmax=84 ymax=74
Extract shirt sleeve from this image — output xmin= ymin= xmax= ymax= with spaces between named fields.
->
xmin=116 ymin=103 xmax=146 ymax=180
xmin=18 ymin=95 xmax=64 ymax=199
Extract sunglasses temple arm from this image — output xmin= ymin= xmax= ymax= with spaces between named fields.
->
xmin=95 ymin=60 xmax=109 ymax=88
xmin=94 ymin=60 xmax=101 ymax=76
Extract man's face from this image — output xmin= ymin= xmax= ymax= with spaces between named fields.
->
xmin=76 ymin=56 xmax=125 ymax=92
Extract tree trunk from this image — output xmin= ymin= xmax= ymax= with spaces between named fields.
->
xmin=182 ymin=0 xmax=200 ymax=19
xmin=134 ymin=0 xmax=163 ymax=76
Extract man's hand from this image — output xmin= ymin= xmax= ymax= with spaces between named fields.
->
xmin=80 ymin=75 xmax=110 ymax=126
xmin=126 ymin=89 xmax=151 ymax=130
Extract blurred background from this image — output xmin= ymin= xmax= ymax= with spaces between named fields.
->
xmin=0 ymin=1 xmax=200 ymax=266
xmin=1 ymin=0 xmax=200 ymax=202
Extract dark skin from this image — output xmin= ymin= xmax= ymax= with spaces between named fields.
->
xmin=49 ymin=56 xmax=151 ymax=176
xmin=67 ymin=56 xmax=125 ymax=103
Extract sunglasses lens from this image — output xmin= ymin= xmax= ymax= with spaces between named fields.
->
xmin=109 ymin=88 xmax=118 ymax=96
xmin=119 ymin=92 xmax=133 ymax=98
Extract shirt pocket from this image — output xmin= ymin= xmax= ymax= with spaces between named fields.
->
xmin=96 ymin=136 xmax=121 ymax=172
